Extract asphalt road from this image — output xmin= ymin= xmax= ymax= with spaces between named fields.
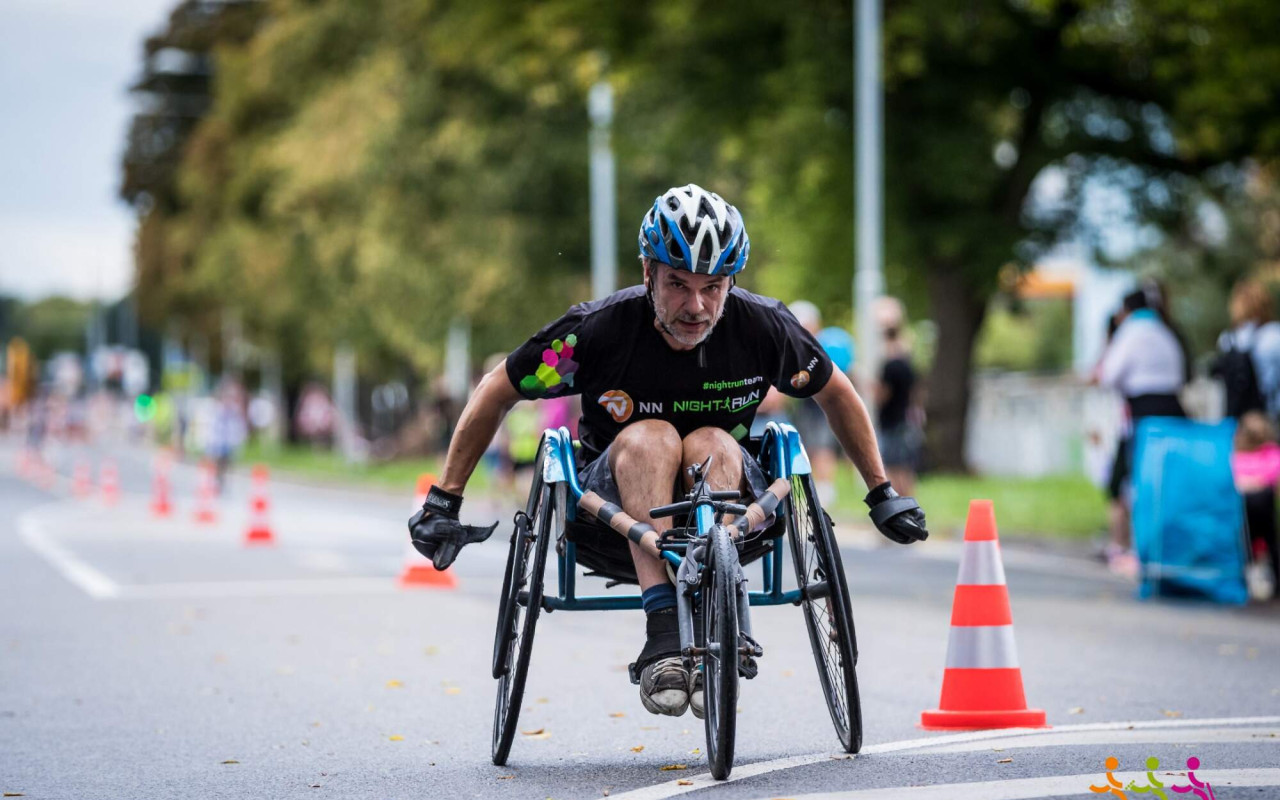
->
xmin=2 ymin=435 xmax=1279 ymax=799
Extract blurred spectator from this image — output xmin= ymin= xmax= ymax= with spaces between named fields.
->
xmin=788 ymin=300 xmax=840 ymax=506
xmin=876 ymin=322 xmax=921 ymax=497
xmin=1212 ymin=278 xmax=1280 ymax=420
xmin=1232 ymin=411 xmax=1279 ymax=601
xmin=295 ymin=381 xmax=335 ymax=447
xmin=208 ymin=378 xmax=248 ymax=491
xmin=1096 ymin=288 xmax=1189 ymax=575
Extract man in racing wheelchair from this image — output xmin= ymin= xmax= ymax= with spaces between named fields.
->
xmin=409 ymin=183 xmax=928 ymax=719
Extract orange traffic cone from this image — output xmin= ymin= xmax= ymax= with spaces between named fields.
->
xmin=242 ymin=464 xmax=275 ymax=546
xmin=920 ymin=500 xmax=1047 ymax=730
xmin=73 ymin=460 xmax=94 ymax=498
xmin=100 ymin=460 xmax=120 ymax=506
xmin=150 ymin=454 xmax=173 ymax=518
xmin=397 ymin=473 xmax=457 ymax=589
xmin=192 ymin=460 xmax=219 ymax=523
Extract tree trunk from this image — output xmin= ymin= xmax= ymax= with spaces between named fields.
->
xmin=924 ymin=265 xmax=987 ymax=473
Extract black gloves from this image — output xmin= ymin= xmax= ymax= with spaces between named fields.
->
xmin=408 ymin=485 xmax=498 ymax=570
xmin=864 ymin=482 xmax=929 ymax=545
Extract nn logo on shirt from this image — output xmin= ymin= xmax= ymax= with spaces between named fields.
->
xmin=598 ymin=390 xmax=634 ymax=424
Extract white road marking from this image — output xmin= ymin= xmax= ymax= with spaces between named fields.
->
xmin=786 ymin=768 xmax=1280 ymax=800
xmin=603 ymin=717 xmax=1280 ymax=800
xmin=912 ymin=725 xmax=1280 ymax=754
xmin=18 ymin=510 xmax=121 ymax=599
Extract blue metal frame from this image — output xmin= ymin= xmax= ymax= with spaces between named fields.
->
xmin=538 ymin=422 xmax=812 ymax=612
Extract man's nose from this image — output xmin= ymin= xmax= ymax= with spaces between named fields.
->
xmin=687 ymin=292 xmax=705 ymax=316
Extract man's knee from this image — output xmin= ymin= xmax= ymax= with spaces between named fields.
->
xmin=681 ymin=427 xmax=743 ymax=487
xmin=611 ymin=419 xmax=682 ymax=474
xmin=682 ymin=426 xmax=739 ymax=463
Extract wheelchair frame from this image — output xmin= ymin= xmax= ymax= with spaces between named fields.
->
xmin=537 ymin=421 xmax=814 ymax=611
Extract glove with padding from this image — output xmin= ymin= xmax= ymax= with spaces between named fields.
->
xmin=408 ymin=485 xmax=498 ymax=570
xmin=865 ymin=482 xmax=928 ymax=544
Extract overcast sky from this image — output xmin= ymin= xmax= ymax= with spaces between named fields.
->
xmin=0 ymin=0 xmax=174 ymax=301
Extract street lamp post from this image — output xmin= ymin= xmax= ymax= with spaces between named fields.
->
xmin=855 ymin=0 xmax=884 ymax=418
xmin=589 ymin=80 xmax=618 ymax=301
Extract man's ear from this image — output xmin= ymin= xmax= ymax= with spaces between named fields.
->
xmin=642 ymin=259 xmax=653 ymax=291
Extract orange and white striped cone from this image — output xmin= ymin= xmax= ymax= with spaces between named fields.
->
xmin=99 ymin=460 xmax=120 ymax=506
xmin=397 ymin=473 xmax=457 ymax=589
xmin=150 ymin=454 xmax=173 ymax=518
xmin=192 ymin=460 xmax=219 ymax=524
xmin=72 ymin=460 xmax=94 ymax=498
xmin=242 ymin=465 xmax=275 ymax=546
xmin=920 ymin=499 xmax=1047 ymax=730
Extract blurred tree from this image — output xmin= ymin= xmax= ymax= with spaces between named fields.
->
xmin=120 ymin=0 xmax=264 ymax=333
xmin=12 ymin=298 xmax=92 ymax=360
xmin=123 ymin=0 xmax=1280 ymax=468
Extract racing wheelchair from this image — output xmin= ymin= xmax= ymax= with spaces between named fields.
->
xmin=490 ymin=422 xmax=861 ymax=780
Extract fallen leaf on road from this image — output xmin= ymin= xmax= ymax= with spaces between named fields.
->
xmin=522 ymin=728 xmax=546 ymax=736
xmin=444 ymin=687 xmax=461 ymax=695
xmin=609 ymin=712 xmax=626 ymax=718
xmin=386 ymin=680 xmax=404 ymax=689
xmin=677 ymin=780 xmax=693 ymax=786
xmin=1161 ymin=709 xmax=1183 ymax=718
xmin=631 ymin=745 xmax=645 ymax=753
xmin=522 ymin=729 xmax=552 ymax=740
xmin=4 ymin=793 xmax=25 ymax=797
xmin=640 ymin=726 xmax=659 ymax=731
xmin=497 ymin=775 xmax=514 ymax=780
xmin=309 ymin=784 xmax=321 ymax=789
xmin=781 ymin=669 xmax=794 ymax=678
xmin=388 ymin=735 xmax=404 ymax=741
xmin=1069 ymin=707 xmax=1085 ymax=715
xmin=220 ymin=760 xmax=239 ymax=765
xmin=537 ymin=697 xmax=549 ymax=703
xmin=997 ymin=758 xmax=1013 ymax=764
xmin=660 ymin=764 xmax=688 ymax=771
xmin=424 ymin=646 xmax=439 ymax=656
xmin=690 ymin=748 xmax=701 ymax=755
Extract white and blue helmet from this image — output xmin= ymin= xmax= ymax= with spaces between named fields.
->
xmin=638 ymin=184 xmax=750 ymax=276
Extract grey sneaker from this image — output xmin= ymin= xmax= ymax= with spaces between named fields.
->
xmin=640 ymin=656 xmax=690 ymax=716
xmin=689 ymin=667 xmax=704 ymax=720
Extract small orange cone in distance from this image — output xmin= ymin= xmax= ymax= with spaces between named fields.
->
xmin=73 ymin=460 xmax=94 ymax=498
xmin=243 ymin=464 xmax=275 ymax=546
xmin=192 ymin=460 xmax=219 ymax=523
xmin=150 ymin=454 xmax=173 ymax=518
xmin=397 ymin=473 xmax=458 ymax=589
xmin=100 ymin=460 xmax=120 ymax=506
xmin=920 ymin=499 xmax=1047 ymax=730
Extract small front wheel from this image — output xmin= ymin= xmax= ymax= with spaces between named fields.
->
xmin=701 ymin=525 xmax=740 ymax=780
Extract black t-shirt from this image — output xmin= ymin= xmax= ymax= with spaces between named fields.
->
xmin=878 ymin=356 xmax=915 ymax=430
xmin=505 ymin=285 xmax=834 ymax=465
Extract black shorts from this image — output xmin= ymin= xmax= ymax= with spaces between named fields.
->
xmin=562 ymin=441 xmax=785 ymax=584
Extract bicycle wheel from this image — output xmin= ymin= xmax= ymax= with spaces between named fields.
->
xmin=787 ymin=474 xmax=862 ymax=753
xmin=701 ymin=525 xmax=739 ymax=780
xmin=491 ymin=481 xmax=555 ymax=766
xmin=492 ymin=474 xmax=544 ymax=679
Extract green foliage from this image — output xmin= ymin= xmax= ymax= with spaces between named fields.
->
xmin=831 ymin=464 xmax=1108 ymax=539
xmin=122 ymin=0 xmax=1280 ymax=467
xmin=6 ymin=297 xmax=92 ymax=360
xmin=975 ymin=298 xmax=1073 ymax=372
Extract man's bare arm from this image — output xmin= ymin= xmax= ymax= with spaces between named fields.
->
xmin=438 ymin=359 xmax=524 ymax=494
xmin=812 ymin=370 xmax=889 ymax=491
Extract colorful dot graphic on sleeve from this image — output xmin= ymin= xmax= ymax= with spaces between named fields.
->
xmin=520 ymin=334 xmax=580 ymax=396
